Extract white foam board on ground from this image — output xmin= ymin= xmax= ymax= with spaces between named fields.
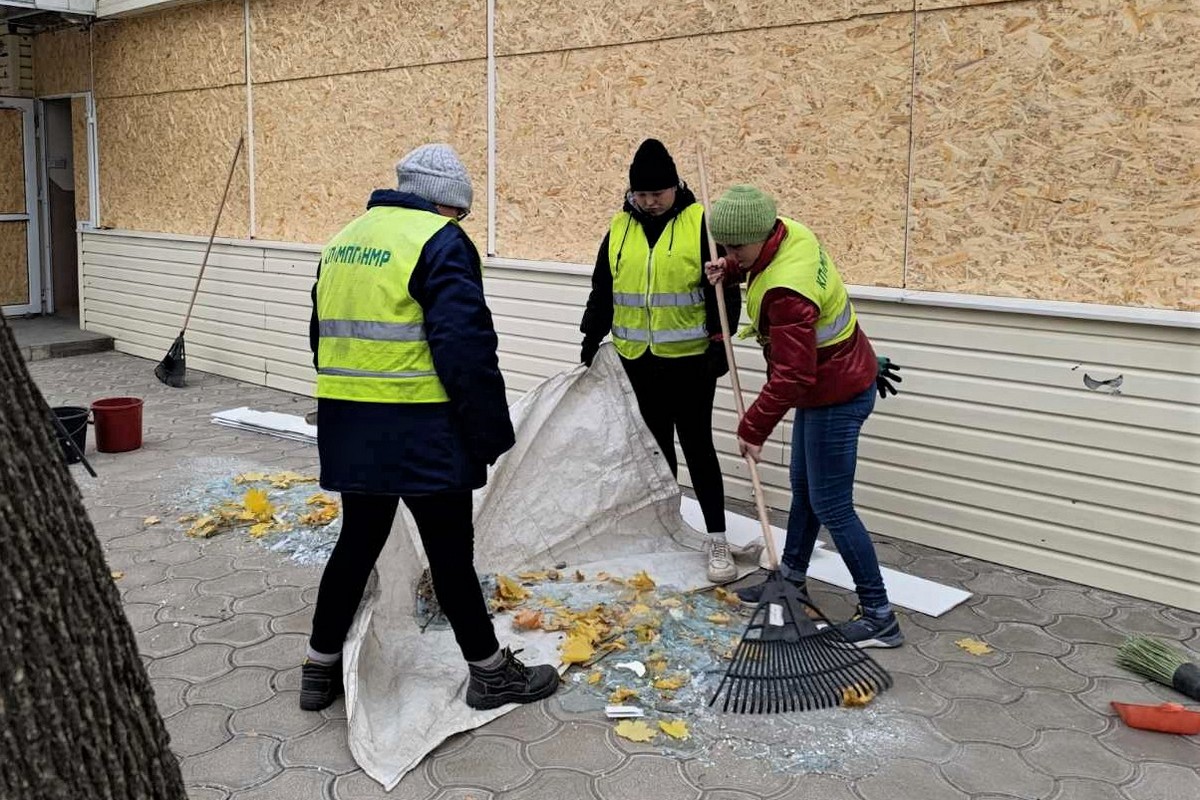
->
xmin=212 ymin=407 xmax=317 ymax=445
xmin=681 ymin=496 xmax=970 ymax=618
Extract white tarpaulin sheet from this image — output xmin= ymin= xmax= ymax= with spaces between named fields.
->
xmin=342 ymin=346 xmax=737 ymax=789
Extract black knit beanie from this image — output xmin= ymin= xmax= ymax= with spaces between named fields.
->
xmin=628 ymin=139 xmax=679 ymax=191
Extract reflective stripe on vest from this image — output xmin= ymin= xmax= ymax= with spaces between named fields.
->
xmin=608 ymin=203 xmax=708 ymax=359
xmin=742 ymin=217 xmax=857 ymax=350
xmin=315 ymin=206 xmax=453 ymax=404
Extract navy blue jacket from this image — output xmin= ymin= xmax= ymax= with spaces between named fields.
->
xmin=309 ymin=191 xmax=516 ymax=495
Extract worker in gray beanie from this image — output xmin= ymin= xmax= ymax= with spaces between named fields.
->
xmin=579 ymin=138 xmax=742 ymax=583
xmin=300 ymin=143 xmax=559 ymax=712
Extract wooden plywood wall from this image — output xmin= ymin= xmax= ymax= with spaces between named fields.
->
xmin=249 ymin=0 xmax=483 ymax=83
xmin=495 ymin=0 xmax=907 ymax=54
xmin=93 ymin=0 xmax=243 ymax=97
xmin=908 ymin=0 xmax=1200 ymax=310
xmin=496 ymin=16 xmax=913 ymax=287
xmin=98 ymin=88 xmax=249 ymax=237
xmin=0 ymin=109 xmax=25 ymax=214
xmin=253 ymin=63 xmax=487 ymax=244
xmin=0 ymin=222 xmax=29 ymax=306
xmin=71 ymin=96 xmax=90 ymax=222
xmin=33 ymin=27 xmax=91 ymax=96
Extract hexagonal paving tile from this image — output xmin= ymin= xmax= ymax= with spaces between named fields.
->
xmin=1049 ymin=779 xmax=1131 ymax=800
xmin=683 ymin=742 xmax=791 ymax=795
xmin=855 ymin=758 xmax=968 ymax=800
xmin=186 ymin=787 xmax=229 ymax=800
xmin=1077 ymin=677 xmax=1168 ymax=716
xmin=123 ymin=602 xmax=161 ymax=632
xmin=165 ymin=703 xmax=234 ymax=757
xmin=232 ymin=585 xmax=308 ymax=617
xmin=232 ymin=633 xmax=309 ymax=670
xmin=1059 ymin=643 xmax=1129 ymax=679
xmin=157 ymin=593 xmax=234 ymax=626
xmin=268 ymin=608 xmax=315 ymax=635
xmin=930 ymin=699 xmax=1036 ymax=747
xmin=170 ymin=556 xmax=236 ymax=581
xmin=1031 ymin=589 xmax=1114 ymax=618
xmin=878 ymin=673 xmax=951 ymax=717
xmin=964 ymin=570 xmax=1041 ymax=599
xmin=152 ymin=677 xmax=190 ymax=719
xmin=148 ymin=643 xmax=233 ymax=683
xmin=1045 ymin=614 xmax=1126 ymax=646
xmin=525 ymin=721 xmax=622 ymax=774
xmin=1123 ymin=762 xmax=1200 ymax=800
xmin=430 ymin=734 xmax=534 ymax=791
xmin=1004 ymin=687 xmax=1108 ymax=733
xmin=1023 ymin=730 xmax=1135 ymax=782
xmin=973 ymin=596 xmax=1055 ymax=626
xmin=335 ymin=764 xmax=438 ymax=799
xmin=198 ymin=570 xmax=271 ymax=600
xmin=928 ymin=663 xmax=1023 ymax=702
xmin=125 ymin=577 xmax=199 ymax=606
xmin=137 ymin=621 xmax=197 ymax=658
xmin=767 ymin=775 xmax=859 ymax=800
xmin=476 ymin=700 xmax=559 ymax=742
xmin=186 ymin=665 xmax=277 ymax=708
xmin=983 ymin=622 xmax=1071 ymax=656
xmin=279 ymin=719 xmax=359 ymax=775
xmin=941 ymin=743 xmax=1054 ymax=797
xmin=994 ymin=653 xmax=1089 ymax=692
xmin=230 ymin=767 xmax=330 ymax=799
xmin=1098 ymin=720 xmax=1200 ymax=766
xmin=595 ymin=754 xmax=700 ymax=800
xmin=230 ymin=692 xmax=325 ymax=738
xmin=915 ymin=631 xmax=1009 ymax=667
xmin=179 ymin=734 xmax=280 ymax=791
xmin=496 ymin=768 xmax=594 ymax=799
xmin=194 ymin=614 xmax=273 ymax=647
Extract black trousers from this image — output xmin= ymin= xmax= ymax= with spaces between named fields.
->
xmin=308 ymin=491 xmax=499 ymax=662
xmin=621 ymin=352 xmax=726 ymax=533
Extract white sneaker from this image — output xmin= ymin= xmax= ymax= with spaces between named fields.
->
xmin=706 ymin=537 xmax=738 ymax=583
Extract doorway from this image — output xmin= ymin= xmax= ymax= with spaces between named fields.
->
xmin=0 ymin=96 xmax=40 ymax=316
xmin=39 ymin=96 xmax=80 ymax=316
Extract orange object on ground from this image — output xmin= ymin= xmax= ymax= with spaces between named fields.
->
xmin=1111 ymin=701 xmax=1200 ymax=735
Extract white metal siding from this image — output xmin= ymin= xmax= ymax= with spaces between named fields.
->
xmin=80 ymin=230 xmax=1200 ymax=611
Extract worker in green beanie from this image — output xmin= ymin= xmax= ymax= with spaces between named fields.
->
xmin=704 ymin=184 xmax=904 ymax=649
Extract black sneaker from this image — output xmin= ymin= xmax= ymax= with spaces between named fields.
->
xmin=466 ymin=647 xmax=560 ymax=710
xmin=735 ymin=571 xmax=809 ymax=610
xmin=299 ymin=659 xmax=344 ymax=711
xmin=834 ymin=606 xmax=905 ymax=649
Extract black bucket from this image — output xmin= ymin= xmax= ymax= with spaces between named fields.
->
xmin=52 ymin=406 xmax=89 ymax=464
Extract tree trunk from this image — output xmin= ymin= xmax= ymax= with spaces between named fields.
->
xmin=0 ymin=315 xmax=186 ymax=800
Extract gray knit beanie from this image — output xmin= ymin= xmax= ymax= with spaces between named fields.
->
xmin=709 ymin=185 xmax=778 ymax=245
xmin=395 ymin=143 xmax=473 ymax=211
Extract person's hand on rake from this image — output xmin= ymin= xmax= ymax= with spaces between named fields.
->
xmin=738 ymin=435 xmax=762 ymax=463
xmin=876 ymin=356 xmax=902 ymax=399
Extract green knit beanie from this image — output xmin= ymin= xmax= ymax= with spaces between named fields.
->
xmin=709 ymin=185 xmax=778 ymax=246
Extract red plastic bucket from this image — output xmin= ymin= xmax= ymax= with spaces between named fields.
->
xmin=91 ymin=397 xmax=144 ymax=453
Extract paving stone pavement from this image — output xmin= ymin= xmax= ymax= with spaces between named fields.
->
xmin=28 ymin=352 xmax=1200 ymax=799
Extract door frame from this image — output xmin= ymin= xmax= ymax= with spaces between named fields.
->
xmin=0 ymin=96 xmax=42 ymax=316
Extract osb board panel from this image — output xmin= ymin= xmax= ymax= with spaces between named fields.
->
xmin=495 ymin=0 xmax=909 ymax=55
xmin=93 ymin=0 xmax=243 ymax=98
xmin=250 ymin=0 xmax=484 ymax=84
xmin=98 ymin=87 xmax=249 ymax=237
xmin=496 ymin=17 xmax=912 ymax=286
xmin=33 ymin=27 xmax=91 ymax=96
xmin=72 ymin=96 xmax=90 ymax=222
xmin=908 ymin=0 xmax=1200 ymax=310
xmin=254 ymin=61 xmax=487 ymax=245
xmin=0 ymin=109 xmax=25 ymax=214
xmin=0 ymin=222 xmax=29 ymax=306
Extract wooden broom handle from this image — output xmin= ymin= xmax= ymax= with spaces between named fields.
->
xmin=182 ymin=134 xmax=245 ymax=334
xmin=696 ymin=144 xmax=781 ymax=571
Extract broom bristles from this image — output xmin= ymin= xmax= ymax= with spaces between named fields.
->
xmin=1116 ymin=635 xmax=1188 ymax=685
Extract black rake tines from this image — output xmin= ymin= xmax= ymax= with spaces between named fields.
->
xmin=709 ymin=572 xmax=892 ymax=714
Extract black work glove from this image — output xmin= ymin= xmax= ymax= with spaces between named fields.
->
xmin=581 ymin=337 xmax=601 ymax=368
xmin=876 ymin=356 xmax=902 ymax=398
xmin=706 ymin=339 xmax=730 ymax=379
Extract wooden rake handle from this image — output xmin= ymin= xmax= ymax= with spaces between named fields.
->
xmin=695 ymin=144 xmax=781 ymax=572
xmin=181 ymin=134 xmax=245 ymax=334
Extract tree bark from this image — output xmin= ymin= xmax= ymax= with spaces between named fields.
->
xmin=0 ymin=315 xmax=186 ymax=800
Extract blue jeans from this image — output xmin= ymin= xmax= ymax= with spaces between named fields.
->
xmin=779 ymin=386 xmax=889 ymax=611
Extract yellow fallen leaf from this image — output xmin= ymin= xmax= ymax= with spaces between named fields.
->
xmin=267 ymin=471 xmax=316 ymax=489
xmin=659 ymin=597 xmax=682 ymax=608
xmin=587 ymin=671 xmax=603 ymax=685
xmin=614 ymin=720 xmax=656 ymax=742
xmin=714 ymin=587 xmax=741 ymax=606
xmin=627 ymin=570 xmax=656 ymax=592
xmin=142 ymin=516 xmax=160 ymax=526
xmin=609 ymin=687 xmax=638 ymax=703
xmin=177 ymin=514 xmax=197 ymax=523
xmin=645 ymin=655 xmax=668 ymax=676
xmin=659 ymin=719 xmax=690 ymax=740
xmin=595 ymin=571 xmax=610 ymax=581
xmin=306 ymin=492 xmax=336 ymax=506
xmin=248 ymin=522 xmax=273 ymax=538
xmin=841 ymin=684 xmax=877 ymax=707
xmin=560 ymin=635 xmax=595 ymax=665
xmin=707 ymin=613 xmax=732 ymax=624
xmin=496 ymin=575 xmax=531 ymax=603
xmin=110 ymin=571 xmax=124 ymax=581
xmin=628 ymin=603 xmax=653 ymax=617
xmin=297 ymin=498 xmax=339 ymax=526
xmin=513 ymin=609 xmax=544 ymax=631
xmin=634 ymin=623 xmax=660 ymax=644
xmin=574 ymin=570 xmax=586 ymax=582
xmin=242 ymin=489 xmax=275 ymax=523
xmin=603 ymin=639 xmax=628 ymax=652
xmin=517 ymin=570 xmax=549 ymax=582
xmin=954 ymin=637 xmax=994 ymax=656
xmin=653 ymin=673 xmax=688 ymax=691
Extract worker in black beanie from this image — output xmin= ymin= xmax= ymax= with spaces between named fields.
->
xmin=579 ymin=138 xmax=741 ymax=583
